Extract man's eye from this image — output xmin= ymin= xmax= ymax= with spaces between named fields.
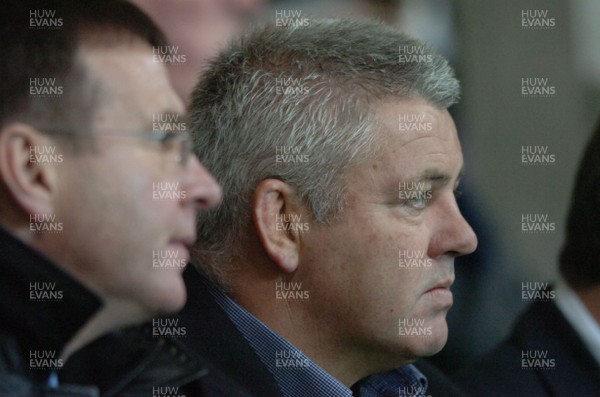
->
xmin=398 ymin=190 xmax=432 ymax=211
xmin=158 ymin=131 xmax=179 ymax=149
xmin=406 ymin=197 xmax=428 ymax=210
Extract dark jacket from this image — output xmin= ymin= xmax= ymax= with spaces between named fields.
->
xmin=0 ymin=226 xmax=102 ymax=396
xmin=178 ymin=266 xmax=466 ymax=397
xmin=0 ymin=227 xmax=210 ymax=396
xmin=60 ymin=325 xmax=209 ymax=397
xmin=456 ymin=299 xmax=600 ymax=396
xmin=62 ymin=323 xmax=253 ymax=397
xmin=414 ymin=360 xmax=466 ymax=397
xmin=177 ymin=267 xmax=283 ymax=397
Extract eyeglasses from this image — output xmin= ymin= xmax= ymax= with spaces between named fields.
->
xmin=141 ymin=129 xmax=192 ymax=166
xmin=42 ymin=129 xmax=193 ymax=166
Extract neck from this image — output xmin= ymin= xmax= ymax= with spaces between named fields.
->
xmin=61 ymin=297 xmax=149 ymax=362
xmin=232 ymin=272 xmax=401 ymax=387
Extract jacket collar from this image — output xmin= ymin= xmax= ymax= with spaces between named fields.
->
xmin=60 ymin=324 xmax=208 ymax=397
xmin=178 ymin=266 xmax=283 ymax=396
xmin=0 ymin=226 xmax=102 ymax=380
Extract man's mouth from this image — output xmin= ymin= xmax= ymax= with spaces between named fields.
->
xmin=425 ymin=278 xmax=454 ymax=305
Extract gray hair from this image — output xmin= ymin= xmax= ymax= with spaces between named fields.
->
xmin=189 ymin=18 xmax=460 ymax=286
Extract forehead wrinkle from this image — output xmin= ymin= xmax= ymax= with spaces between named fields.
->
xmin=385 ymin=133 xmax=445 ymax=151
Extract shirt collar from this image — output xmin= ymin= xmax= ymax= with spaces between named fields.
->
xmin=555 ymin=277 xmax=600 ymax=366
xmin=354 ymin=367 xmax=428 ymax=397
xmin=0 ymin=226 xmax=102 ymax=379
xmin=206 ymin=279 xmax=428 ymax=397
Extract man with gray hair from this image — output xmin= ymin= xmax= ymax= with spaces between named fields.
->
xmin=178 ymin=18 xmax=477 ymax=396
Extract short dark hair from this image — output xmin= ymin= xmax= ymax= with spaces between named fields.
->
xmin=0 ymin=0 xmax=167 ymax=133
xmin=559 ymin=115 xmax=600 ymax=289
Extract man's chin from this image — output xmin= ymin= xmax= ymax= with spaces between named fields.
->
xmin=160 ymin=291 xmax=187 ymax=314
xmin=422 ymin=326 xmax=448 ymax=357
xmin=147 ymin=278 xmax=188 ymax=315
xmin=404 ymin=337 xmax=447 ymax=361
xmin=408 ymin=319 xmax=448 ymax=358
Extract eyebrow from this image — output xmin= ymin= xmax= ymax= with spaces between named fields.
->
xmin=409 ymin=166 xmax=464 ymax=187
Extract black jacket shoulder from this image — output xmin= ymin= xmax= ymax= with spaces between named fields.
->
xmin=176 ymin=267 xmax=283 ymax=397
xmin=456 ymin=300 xmax=600 ymax=397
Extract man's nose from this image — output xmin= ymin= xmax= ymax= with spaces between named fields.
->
xmin=183 ymin=155 xmax=222 ymax=211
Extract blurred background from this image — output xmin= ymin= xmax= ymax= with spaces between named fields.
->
xmin=131 ymin=0 xmax=600 ymax=374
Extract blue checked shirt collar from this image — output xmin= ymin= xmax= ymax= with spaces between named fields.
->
xmin=354 ymin=366 xmax=429 ymax=397
xmin=207 ymin=281 xmax=429 ymax=397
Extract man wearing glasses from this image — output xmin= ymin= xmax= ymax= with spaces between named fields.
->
xmin=0 ymin=0 xmax=222 ymax=394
